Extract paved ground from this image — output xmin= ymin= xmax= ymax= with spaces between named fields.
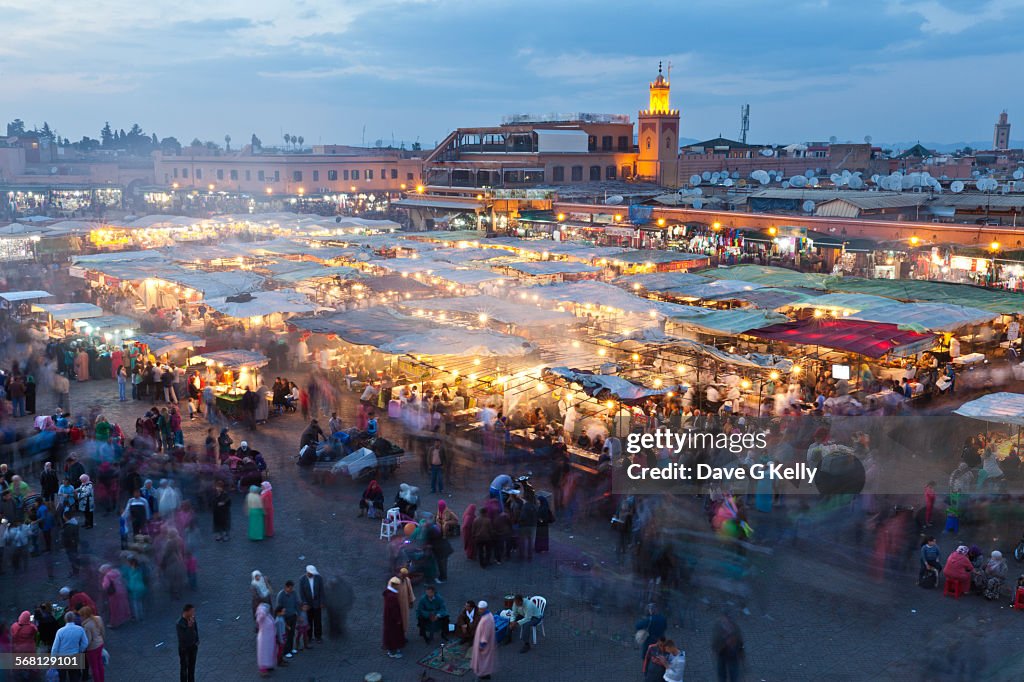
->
xmin=4 ymin=376 xmax=1024 ymax=682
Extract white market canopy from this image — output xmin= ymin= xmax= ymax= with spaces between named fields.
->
xmin=404 ymin=295 xmax=575 ymax=327
xmin=292 ymin=306 xmax=429 ymax=348
xmin=543 ymin=367 xmax=671 ymax=402
xmin=32 ymin=302 xmax=103 ymax=321
xmin=73 ymin=314 xmax=138 ymax=334
xmin=658 ymin=279 xmax=764 ymax=301
xmin=192 ymin=349 xmax=269 ymax=369
xmin=131 ymin=331 xmax=206 ymax=355
xmin=954 ymin=393 xmax=1024 ymax=427
xmin=0 ymin=290 xmax=53 ymax=302
xmin=615 ymin=272 xmax=710 ymax=292
xmin=849 ymin=302 xmax=999 ymax=332
xmin=204 ymin=291 xmax=317 ymax=318
xmin=500 ymin=260 xmax=603 ymax=276
xmin=379 ymin=328 xmax=535 ymax=357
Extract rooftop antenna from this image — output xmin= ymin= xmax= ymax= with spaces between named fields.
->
xmin=740 ymin=104 xmax=750 ymax=144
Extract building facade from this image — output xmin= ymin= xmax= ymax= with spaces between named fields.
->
xmin=994 ymin=111 xmax=1011 ymax=150
xmin=152 ymin=147 xmax=424 ymax=195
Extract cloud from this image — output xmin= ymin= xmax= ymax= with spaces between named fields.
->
xmin=522 ymin=52 xmax=695 ymax=84
xmin=888 ymin=0 xmax=1024 ymax=35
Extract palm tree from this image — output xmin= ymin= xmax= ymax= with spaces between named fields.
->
xmin=297 ymin=136 xmax=304 ymax=149
xmin=284 ymin=133 xmax=290 ymax=149
xmin=224 ymin=134 xmax=231 ymax=151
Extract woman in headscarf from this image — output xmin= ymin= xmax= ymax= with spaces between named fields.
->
xmin=943 ymin=544 xmax=974 ymax=594
xmin=359 ymin=479 xmax=384 ymax=518
xmin=462 ymin=503 xmax=478 ymax=560
xmin=246 ymin=485 xmax=265 ymax=541
xmin=975 ymin=550 xmax=1008 ymax=600
xmin=255 ymin=602 xmax=276 ymax=676
xmin=438 ymin=499 xmax=460 ymax=538
xmin=10 ymin=610 xmax=38 ymax=655
xmin=251 ymin=570 xmax=274 ymax=616
xmin=382 ymin=576 xmax=406 ymax=658
xmin=100 ymin=563 xmax=131 ymax=628
xmin=260 ymin=482 xmax=274 ymax=538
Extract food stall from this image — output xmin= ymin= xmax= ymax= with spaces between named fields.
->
xmin=31 ymin=302 xmax=103 ymax=338
xmin=0 ymin=290 xmax=53 ymax=319
xmin=953 ymin=393 xmax=1024 ymax=461
xmin=188 ymin=349 xmax=270 ymax=415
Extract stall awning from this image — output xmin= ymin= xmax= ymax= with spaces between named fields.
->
xmin=954 ymin=393 xmax=1024 ymax=426
xmin=363 ymin=275 xmax=435 ymax=295
xmin=824 ymin=276 xmax=1024 ymax=315
xmin=381 ymin=328 xmax=535 ymax=357
xmin=192 ymin=349 xmax=269 ymax=369
xmin=790 ymin=293 xmax=897 ymax=313
xmin=660 ymin=279 xmax=763 ymax=300
xmin=542 ymin=367 xmax=671 ymax=403
xmin=666 ymin=308 xmax=789 ymax=336
xmin=131 ymin=332 xmax=206 ymax=356
xmin=293 ymin=306 xmax=434 ymax=348
xmin=0 ymin=290 xmax=53 ymax=302
xmin=615 ymin=272 xmax=710 ymax=292
xmin=848 ymin=302 xmax=999 ymax=332
xmin=806 ymin=230 xmax=878 ymax=253
xmin=204 ymin=291 xmax=317 ymax=318
xmin=391 ymin=199 xmax=484 ymax=211
xmin=702 ymin=265 xmax=830 ymax=290
xmin=32 ymin=303 xmax=103 ymax=321
xmin=403 ymin=295 xmax=575 ymax=327
xmin=73 ymin=314 xmax=138 ymax=333
xmin=612 ymin=250 xmax=708 ymax=266
xmin=745 ymin=318 xmax=936 ymax=358
xmin=501 ymin=261 xmax=603 ymax=276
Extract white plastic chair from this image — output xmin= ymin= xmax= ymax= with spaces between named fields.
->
xmin=526 ymin=595 xmax=547 ymax=644
xmin=380 ymin=507 xmax=402 ymax=540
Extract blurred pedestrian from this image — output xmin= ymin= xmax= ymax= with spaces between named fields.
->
xmin=712 ymin=614 xmax=744 ymax=682
xmin=177 ymin=604 xmax=199 ymax=682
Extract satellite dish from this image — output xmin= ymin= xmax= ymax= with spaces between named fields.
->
xmin=972 ymin=170 xmax=981 ymax=177
xmin=731 ymin=171 xmax=740 ymax=179
xmin=1001 ymin=183 xmax=1010 ymax=195
xmin=870 ymin=174 xmax=880 ymax=184
xmin=782 ymin=181 xmax=791 ymax=189
xmin=809 ymin=177 xmax=819 ymax=187
xmin=693 ymin=187 xmax=703 ymax=196
xmin=950 ymin=180 xmax=964 ymax=193
xmin=1014 ymin=168 xmax=1024 ymax=181
xmin=701 ymin=171 xmax=712 ymax=181
xmin=976 ymin=179 xmax=987 ymax=191
xmin=879 ymin=177 xmax=890 ymax=190
xmin=760 ymin=148 xmax=774 ymax=157
xmin=804 ymin=169 xmax=815 ymax=178
xmin=790 ymin=175 xmax=807 ymax=187
xmin=711 ymin=172 xmax=721 ymax=182
xmin=829 ymin=135 xmax=838 ymax=144
xmin=864 ymin=135 xmax=873 ymax=144
xmin=830 ymin=173 xmax=841 ymax=184
xmin=692 ymin=198 xmax=704 ymax=209
xmin=848 ymin=176 xmax=864 ymax=190
xmin=690 ymin=175 xmax=702 ymax=186
xmin=909 ymin=173 xmax=922 ymax=188
xmin=604 ymin=195 xmax=624 ymax=205
xmin=723 ymin=178 xmax=734 ymax=187
xmin=802 ymin=200 xmax=816 ymax=213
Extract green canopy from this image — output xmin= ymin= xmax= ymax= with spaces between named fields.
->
xmin=699 ymin=265 xmax=830 ymax=290
xmin=825 ymin=277 xmax=1024 ymax=315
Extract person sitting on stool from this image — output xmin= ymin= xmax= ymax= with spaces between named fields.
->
xmin=416 ymin=585 xmax=450 ymax=645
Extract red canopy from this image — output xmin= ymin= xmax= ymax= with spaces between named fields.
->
xmin=744 ymin=318 xmax=935 ymax=358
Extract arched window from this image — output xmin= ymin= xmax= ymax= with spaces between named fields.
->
xmin=646 ymin=137 xmax=652 ymax=150
xmin=666 ymin=136 xmax=672 ymax=149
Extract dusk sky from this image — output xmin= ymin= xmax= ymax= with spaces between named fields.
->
xmin=3 ymin=0 xmax=1023 ymax=149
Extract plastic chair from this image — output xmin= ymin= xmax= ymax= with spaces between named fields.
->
xmin=943 ymin=578 xmax=964 ymax=599
xmin=380 ymin=507 xmax=402 ymax=541
xmin=526 ymin=595 xmax=547 ymax=644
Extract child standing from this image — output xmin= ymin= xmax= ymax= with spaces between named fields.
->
xmin=275 ymin=606 xmax=289 ymax=667
xmin=295 ymin=604 xmax=311 ymax=651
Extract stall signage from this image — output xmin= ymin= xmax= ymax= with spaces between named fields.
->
xmin=603 ymin=226 xmax=635 ymax=237
xmin=491 ymin=189 xmax=557 ymax=200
